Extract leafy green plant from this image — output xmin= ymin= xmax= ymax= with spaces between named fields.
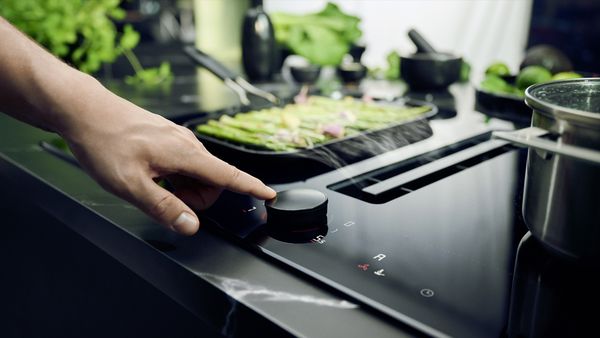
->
xmin=384 ymin=50 xmax=401 ymax=80
xmin=271 ymin=2 xmax=362 ymax=66
xmin=118 ymin=25 xmax=173 ymax=87
xmin=0 ymin=0 xmax=171 ymax=86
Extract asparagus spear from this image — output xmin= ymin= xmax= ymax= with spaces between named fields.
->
xmin=195 ymin=96 xmax=431 ymax=151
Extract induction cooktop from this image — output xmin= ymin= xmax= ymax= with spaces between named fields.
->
xmin=36 ymin=74 xmax=595 ymax=337
xmin=40 ymin=96 xmax=531 ymax=336
xmin=203 ymin=123 xmax=530 ymax=337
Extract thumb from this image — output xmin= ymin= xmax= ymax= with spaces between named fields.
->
xmin=132 ymin=177 xmax=200 ymax=235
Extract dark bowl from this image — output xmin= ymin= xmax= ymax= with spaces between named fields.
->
xmin=289 ymin=64 xmax=322 ymax=84
xmin=475 ymin=88 xmax=530 ymax=127
xmin=337 ymin=62 xmax=367 ymax=84
xmin=475 ymin=74 xmax=530 ymax=126
xmin=348 ymin=43 xmax=367 ymax=62
xmin=400 ymin=52 xmax=462 ymax=90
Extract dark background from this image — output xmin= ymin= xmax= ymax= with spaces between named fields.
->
xmin=528 ymin=0 xmax=600 ymax=72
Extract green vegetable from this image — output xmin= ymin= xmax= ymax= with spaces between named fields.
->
xmin=480 ymin=74 xmax=522 ymax=96
xmin=516 ymin=66 xmax=552 ymax=90
xmin=551 ymin=71 xmax=582 ymax=81
xmin=485 ymin=62 xmax=511 ymax=77
xmin=460 ymin=60 xmax=471 ymax=82
xmin=271 ymin=2 xmax=362 ymax=66
xmin=125 ymin=61 xmax=174 ymax=87
xmin=480 ymin=61 xmax=572 ymax=97
xmin=0 ymin=0 xmax=172 ymax=86
xmin=384 ymin=50 xmax=401 ymax=80
xmin=196 ymin=96 xmax=432 ymax=151
xmin=1 ymin=0 xmax=125 ymax=73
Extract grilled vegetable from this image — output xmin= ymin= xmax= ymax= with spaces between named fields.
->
xmin=195 ymin=96 xmax=431 ymax=151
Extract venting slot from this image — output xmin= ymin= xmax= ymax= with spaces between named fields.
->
xmin=328 ymin=133 xmax=515 ymax=204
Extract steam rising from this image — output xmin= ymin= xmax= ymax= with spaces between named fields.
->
xmin=294 ymin=118 xmax=433 ymax=172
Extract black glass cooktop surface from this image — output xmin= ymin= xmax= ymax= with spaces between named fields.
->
xmin=204 ymin=132 xmax=530 ymax=338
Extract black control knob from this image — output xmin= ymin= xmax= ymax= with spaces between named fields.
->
xmin=265 ymin=189 xmax=328 ymax=230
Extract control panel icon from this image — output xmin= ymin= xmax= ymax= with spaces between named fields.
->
xmin=357 ymin=263 xmax=370 ymax=271
xmin=420 ymin=289 xmax=435 ymax=297
xmin=374 ymin=269 xmax=386 ymax=276
xmin=311 ymin=235 xmax=326 ymax=244
xmin=373 ymin=254 xmax=386 ymax=261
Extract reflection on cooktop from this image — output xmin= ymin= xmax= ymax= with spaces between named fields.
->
xmin=205 ymin=137 xmax=529 ymax=337
xmin=508 ymin=232 xmax=600 ymax=338
xmin=261 ymin=222 xmax=329 ymax=244
xmin=405 ymin=89 xmax=458 ymax=119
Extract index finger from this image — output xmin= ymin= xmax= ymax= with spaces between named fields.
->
xmin=181 ymin=151 xmax=276 ymax=200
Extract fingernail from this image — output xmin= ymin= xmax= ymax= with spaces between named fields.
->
xmin=172 ymin=212 xmax=198 ymax=233
xmin=266 ymin=186 xmax=277 ymax=197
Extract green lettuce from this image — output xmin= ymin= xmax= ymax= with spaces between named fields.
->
xmin=271 ymin=2 xmax=362 ymax=66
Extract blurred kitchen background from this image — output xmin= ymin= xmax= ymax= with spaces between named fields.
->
xmin=105 ymin=0 xmax=599 ymax=80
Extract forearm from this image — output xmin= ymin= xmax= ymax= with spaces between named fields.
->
xmin=0 ymin=16 xmax=106 ymax=135
xmin=0 ymin=17 xmax=276 ymax=235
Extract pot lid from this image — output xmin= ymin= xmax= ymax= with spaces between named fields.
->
xmin=525 ymin=78 xmax=600 ymax=127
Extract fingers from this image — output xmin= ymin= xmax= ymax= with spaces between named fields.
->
xmin=151 ymin=124 xmax=276 ymax=200
xmin=168 ymin=175 xmax=223 ymax=210
xmin=131 ymin=177 xmax=200 ymax=236
xmin=175 ymin=187 xmax=222 ymax=210
xmin=177 ymin=151 xmax=276 ymax=200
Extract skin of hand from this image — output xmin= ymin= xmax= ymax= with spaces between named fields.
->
xmin=0 ymin=17 xmax=276 ymax=235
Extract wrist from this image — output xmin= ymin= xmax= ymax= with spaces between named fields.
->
xmin=47 ymin=69 xmax=110 ymax=139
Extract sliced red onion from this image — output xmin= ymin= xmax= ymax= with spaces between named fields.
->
xmin=322 ymin=124 xmax=345 ymax=138
xmin=338 ymin=110 xmax=357 ymax=122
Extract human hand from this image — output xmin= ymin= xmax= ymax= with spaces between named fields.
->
xmin=0 ymin=18 xmax=274 ymax=235
xmin=57 ymin=77 xmax=276 ymax=235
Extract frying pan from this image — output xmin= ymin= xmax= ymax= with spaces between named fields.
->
xmin=182 ymin=46 xmax=439 ymax=183
xmin=183 ymin=100 xmax=437 ymax=183
xmin=400 ymin=29 xmax=463 ymax=90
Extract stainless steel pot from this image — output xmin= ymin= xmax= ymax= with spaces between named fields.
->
xmin=493 ymin=78 xmax=600 ymax=261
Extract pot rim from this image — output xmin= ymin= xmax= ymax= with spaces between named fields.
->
xmin=525 ymin=78 xmax=600 ymax=127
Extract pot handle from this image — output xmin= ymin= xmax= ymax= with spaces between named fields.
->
xmin=492 ymin=127 xmax=600 ymax=165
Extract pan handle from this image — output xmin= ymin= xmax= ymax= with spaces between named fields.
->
xmin=492 ymin=127 xmax=600 ymax=164
xmin=183 ymin=45 xmax=238 ymax=81
xmin=183 ymin=45 xmax=250 ymax=105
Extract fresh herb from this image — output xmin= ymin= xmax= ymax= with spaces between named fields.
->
xmin=459 ymin=60 xmax=471 ymax=82
xmin=0 ymin=0 xmax=172 ymax=86
xmin=367 ymin=50 xmax=400 ymax=80
xmin=124 ymin=61 xmax=173 ymax=87
xmin=271 ymin=2 xmax=362 ymax=66
xmin=384 ymin=50 xmax=401 ymax=80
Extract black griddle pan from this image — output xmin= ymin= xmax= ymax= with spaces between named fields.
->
xmin=183 ymin=99 xmax=437 ymax=183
